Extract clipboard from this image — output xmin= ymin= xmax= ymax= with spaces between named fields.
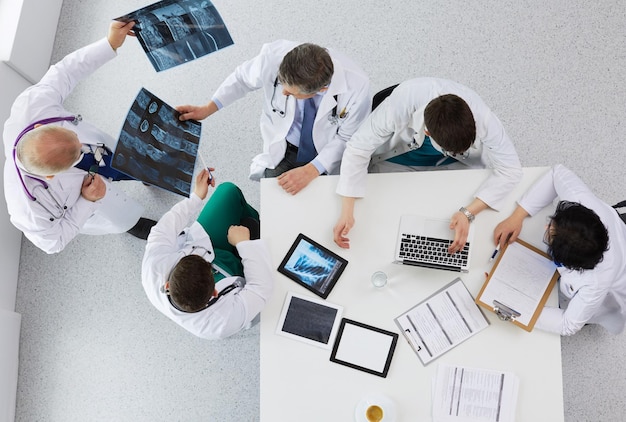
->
xmin=475 ymin=239 xmax=559 ymax=332
xmin=394 ymin=278 xmax=490 ymax=366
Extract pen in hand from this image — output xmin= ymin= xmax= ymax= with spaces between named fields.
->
xmin=198 ymin=154 xmax=213 ymax=183
xmin=490 ymin=234 xmax=512 ymax=262
xmin=489 ymin=244 xmax=501 ymax=262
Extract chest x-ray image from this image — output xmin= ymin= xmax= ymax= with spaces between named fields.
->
xmin=115 ymin=0 xmax=234 ymax=72
xmin=113 ymin=88 xmax=201 ymax=196
xmin=278 ymin=234 xmax=348 ymax=299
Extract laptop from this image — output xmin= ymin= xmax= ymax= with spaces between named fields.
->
xmin=393 ymin=215 xmax=475 ymax=272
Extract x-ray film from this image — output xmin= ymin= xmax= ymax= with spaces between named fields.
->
xmin=115 ymin=0 xmax=234 ymax=72
xmin=113 ymin=88 xmax=201 ymax=197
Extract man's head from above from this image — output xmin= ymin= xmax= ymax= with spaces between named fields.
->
xmin=546 ymin=200 xmax=609 ymax=271
xmin=278 ymin=43 xmax=334 ymax=99
xmin=16 ymin=125 xmax=83 ymax=177
xmin=424 ymin=94 xmax=476 ymax=155
xmin=167 ymin=255 xmax=216 ymax=313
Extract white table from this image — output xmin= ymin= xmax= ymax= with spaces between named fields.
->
xmin=260 ymin=167 xmax=563 ymax=422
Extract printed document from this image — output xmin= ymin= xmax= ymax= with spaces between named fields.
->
xmin=432 ymin=363 xmax=519 ymax=422
xmin=394 ymin=278 xmax=489 ymax=365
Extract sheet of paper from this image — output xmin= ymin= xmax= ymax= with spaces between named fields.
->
xmin=432 ymin=363 xmax=519 ymax=422
xmin=394 ymin=278 xmax=489 ymax=365
xmin=479 ymin=242 xmax=557 ymax=326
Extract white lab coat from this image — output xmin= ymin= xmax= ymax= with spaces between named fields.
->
xmin=2 ymin=38 xmax=143 ymax=254
xmin=336 ymin=78 xmax=522 ymax=211
xmin=213 ymin=39 xmax=371 ymax=180
xmin=519 ymin=165 xmax=626 ymax=336
xmin=142 ymin=193 xmax=274 ymax=340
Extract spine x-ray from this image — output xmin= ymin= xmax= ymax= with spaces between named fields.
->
xmin=113 ymin=88 xmax=201 ymax=197
xmin=115 ymin=0 xmax=234 ymax=72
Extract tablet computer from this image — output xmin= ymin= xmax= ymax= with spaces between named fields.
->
xmin=276 ymin=292 xmax=344 ymax=349
xmin=330 ymin=318 xmax=398 ymax=378
xmin=277 ymin=233 xmax=348 ymax=299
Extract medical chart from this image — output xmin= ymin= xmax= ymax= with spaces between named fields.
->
xmin=394 ymin=278 xmax=489 ymax=366
xmin=432 ymin=363 xmax=519 ymax=422
xmin=476 ymin=240 xmax=558 ymax=329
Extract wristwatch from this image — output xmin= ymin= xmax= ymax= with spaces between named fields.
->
xmin=459 ymin=206 xmax=475 ymax=223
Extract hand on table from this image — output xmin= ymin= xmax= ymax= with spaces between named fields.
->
xmin=333 ymin=215 xmax=354 ymax=249
xmin=277 ymin=164 xmax=319 ymax=195
xmin=494 ymin=217 xmax=523 ymax=248
xmin=333 ymin=197 xmax=356 ymax=249
xmin=493 ymin=206 xmax=529 ymax=247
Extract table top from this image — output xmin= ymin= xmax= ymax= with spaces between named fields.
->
xmin=259 ymin=167 xmax=563 ymax=422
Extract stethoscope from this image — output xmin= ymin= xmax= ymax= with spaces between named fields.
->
xmin=161 ymin=245 xmax=245 ymax=313
xmin=166 ymin=280 xmax=243 ymax=313
xmin=270 ymin=77 xmax=347 ymax=124
xmin=270 ymin=77 xmax=288 ymax=117
xmin=12 ymin=115 xmax=82 ymax=221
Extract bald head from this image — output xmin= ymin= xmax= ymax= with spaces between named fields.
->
xmin=17 ymin=125 xmax=82 ymax=176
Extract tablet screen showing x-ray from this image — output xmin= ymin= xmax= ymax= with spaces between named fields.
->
xmin=277 ymin=233 xmax=348 ymax=299
xmin=115 ymin=0 xmax=234 ymax=72
xmin=112 ymin=87 xmax=201 ymax=197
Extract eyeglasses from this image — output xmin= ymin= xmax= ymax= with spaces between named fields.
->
xmin=543 ymin=217 xmax=554 ymax=246
xmin=424 ymin=126 xmax=470 ymax=160
xmin=441 ymin=148 xmax=470 ymax=160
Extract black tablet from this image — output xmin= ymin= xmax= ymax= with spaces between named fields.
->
xmin=330 ymin=318 xmax=399 ymax=378
xmin=277 ymin=233 xmax=348 ymax=299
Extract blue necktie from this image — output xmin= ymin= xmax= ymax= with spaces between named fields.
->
xmin=297 ymin=98 xmax=318 ymax=163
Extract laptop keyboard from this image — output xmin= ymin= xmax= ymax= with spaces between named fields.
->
xmin=399 ymin=234 xmax=470 ymax=268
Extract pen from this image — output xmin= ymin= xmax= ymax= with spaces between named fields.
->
xmin=489 ymin=244 xmax=501 ymax=262
xmin=339 ymin=107 xmax=347 ymax=118
xmin=198 ymin=155 xmax=213 ymax=183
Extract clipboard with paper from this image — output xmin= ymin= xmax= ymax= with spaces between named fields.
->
xmin=476 ymin=239 xmax=559 ymax=332
xmin=394 ymin=278 xmax=490 ymax=366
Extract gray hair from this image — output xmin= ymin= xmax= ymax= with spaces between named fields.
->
xmin=17 ymin=126 xmax=79 ymax=175
xmin=278 ymin=43 xmax=334 ymax=95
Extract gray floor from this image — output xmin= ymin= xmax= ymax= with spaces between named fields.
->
xmin=13 ymin=0 xmax=626 ymax=421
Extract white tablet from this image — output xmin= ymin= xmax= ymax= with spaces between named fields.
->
xmin=276 ymin=292 xmax=344 ymax=349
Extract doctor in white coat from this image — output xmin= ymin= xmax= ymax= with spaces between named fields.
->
xmin=495 ymin=165 xmax=626 ymax=336
xmin=334 ymin=78 xmax=522 ymax=252
xmin=3 ymin=21 xmax=148 ymax=254
xmin=177 ymin=39 xmax=371 ymax=195
xmin=142 ymin=170 xmax=274 ymax=340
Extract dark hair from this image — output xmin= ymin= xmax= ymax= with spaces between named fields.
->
xmin=548 ymin=201 xmax=609 ymax=271
xmin=278 ymin=43 xmax=334 ymax=95
xmin=168 ymin=255 xmax=215 ymax=312
xmin=424 ymin=94 xmax=476 ymax=154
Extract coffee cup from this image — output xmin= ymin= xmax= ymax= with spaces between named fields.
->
xmin=365 ymin=404 xmax=384 ymax=421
